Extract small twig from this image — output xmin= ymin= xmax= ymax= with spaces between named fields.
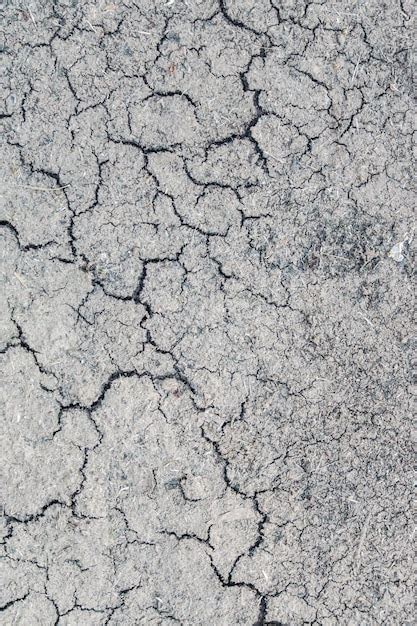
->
xmin=351 ymin=58 xmax=361 ymax=85
xmin=11 ymin=184 xmax=71 ymax=192
xmin=14 ymin=272 xmax=29 ymax=288
xmin=355 ymin=510 xmax=373 ymax=571
xmin=85 ymin=20 xmax=97 ymax=33
xmin=357 ymin=311 xmax=374 ymax=327
xmin=264 ymin=151 xmax=285 ymax=163
xmin=28 ymin=7 xmax=36 ymax=26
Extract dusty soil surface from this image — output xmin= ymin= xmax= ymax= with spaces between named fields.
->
xmin=1 ymin=1 xmax=415 ymax=624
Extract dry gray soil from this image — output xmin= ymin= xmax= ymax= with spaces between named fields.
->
xmin=0 ymin=1 xmax=416 ymax=624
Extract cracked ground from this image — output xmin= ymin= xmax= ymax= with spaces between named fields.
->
xmin=0 ymin=0 xmax=415 ymax=624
